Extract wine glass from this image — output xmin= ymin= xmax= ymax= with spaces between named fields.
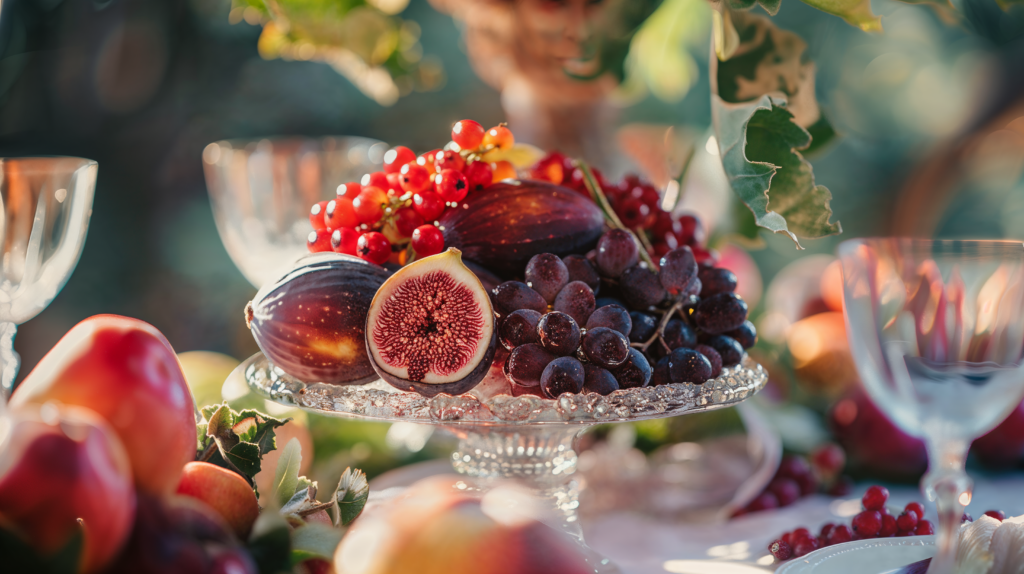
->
xmin=838 ymin=238 xmax=1024 ymax=574
xmin=0 ymin=157 xmax=98 ymax=397
xmin=203 ymin=136 xmax=386 ymax=288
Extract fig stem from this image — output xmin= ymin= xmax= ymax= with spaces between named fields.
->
xmin=633 ymin=297 xmax=684 ymax=352
xmin=576 ymin=161 xmax=657 ymax=269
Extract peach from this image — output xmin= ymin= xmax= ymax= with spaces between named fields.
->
xmin=0 ymin=403 xmax=135 ymax=573
xmin=11 ymin=314 xmax=197 ymax=495
xmin=177 ymin=462 xmax=260 ymax=539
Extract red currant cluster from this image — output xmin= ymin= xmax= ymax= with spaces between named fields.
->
xmin=734 ymin=445 xmax=851 ymax=517
xmin=306 ymin=119 xmax=518 ymax=265
xmin=768 ymin=486 xmax=963 ymax=562
xmin=529 ymin=153 xmax=716 ymax=267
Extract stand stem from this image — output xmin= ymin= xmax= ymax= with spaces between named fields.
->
xmin=924 ymin=439 xmax=970 ymax=574
xmin=0 ymin=322 xmax=19 ymax=400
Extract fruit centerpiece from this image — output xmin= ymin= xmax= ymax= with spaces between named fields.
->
xmin=240 ymin=120 xmax=768 ymax=572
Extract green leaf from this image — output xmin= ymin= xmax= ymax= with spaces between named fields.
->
xmin=712 ymin=13 xmax=841 ymax=248
xmin=333 ymin=467 xmax=369 ymax=527
xmin=205 ymin=404 xmax=239 ymax=450
xmin=247 ymin=511 xmax=292 ymax=574
xmin=236 ymin=409 xmax=290 ymax=456
xmin=620 ymin=0 xmax=710 ymax=103
xmin=273 ymin=438 xmax=303 ymax=508
xmin=224 ymin=441 xmax=263 ymax=477
xmin=803 ymin=114 xmax=837 ymax=157
xmin=727 ymin=0 xmax=782 ymax=15
xmin=797 ymin=0 xmax=882 ymax=31
xmin=0 ymin=527 xmax=82 ymax=574
xmin=289 ymin=525 xmax=344 ymax=565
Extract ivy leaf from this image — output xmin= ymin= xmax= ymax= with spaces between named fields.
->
xmin=0 ymin=526 xmax=81 ymax=574
xmin=237 ymin=409 xmax=289 ymax=456
xmin=290 ymin=525 xmax=344 ymax=565
xmin=797 ymin=0 xmax=882 ymax=31
xmin=196 ymin=403 xmax=290 ymax=484
xmin=712 ymin=13 xmax=841 ymax=247
xmin=224 ymin=441 xmax=263 ymax=477
xmin=273 ymin=438 xmax=303 ymax=508
xmin=333 ymin=467 xmax=369 ymax=527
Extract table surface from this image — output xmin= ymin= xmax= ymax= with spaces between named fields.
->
xmin=584 ymin=475 xmax=1024 ymax=573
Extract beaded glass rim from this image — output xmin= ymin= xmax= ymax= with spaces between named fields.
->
xmin=240 ymin=352 xmax=767 ymax=426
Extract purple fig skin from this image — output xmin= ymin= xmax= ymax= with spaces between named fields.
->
xmin=438 ymin=181 xmax=605 ymax=277
xmin=247 ymin=253 xmax=390 ymax=385
xmin=372 ymin=330 xmax=498 ymax=398
xmin=464 ymin=260 xmax=503 ymax=293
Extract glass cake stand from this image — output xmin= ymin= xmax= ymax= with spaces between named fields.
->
xmin=241 ymin=351 xmax=768 ymax=573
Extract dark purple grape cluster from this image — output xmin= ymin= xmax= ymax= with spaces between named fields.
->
xmin=494 ymin=229 xmax=756 ymax=399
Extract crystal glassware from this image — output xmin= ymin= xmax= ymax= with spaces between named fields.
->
xmin=202 ymin=136 xmax=387 ymax=288
xmin=0 ymin=157 xmax=97 ymax=397
xmin=838 ymin=238 xmax=1024 ymax=574
xmin=239 ymin=350 xmax=768 ymax=572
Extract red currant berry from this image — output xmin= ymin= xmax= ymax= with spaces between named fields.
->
xmin=452 ymin=119 xmax=485 ymax=150
xmin=691 ymin=245 xmax=719 ymax=267
xmin=984 ymin=510 xmax=1006 ymax=521
xmin=491 ymin=160 xmax=516 ymax=183
xmin=361 ymin=171 xmax=389 ymax=189
xmin=792 ymin=537 xmax=819 ymax=558
xmin=676 ymin=213 xmax=705 ymax=245
xmin=896 ymin=511 xmax=919 ymax=532
xmin=795 ymin=473 xmax=818 ymax=497
xmin=828 ymin=524 xmax=852 ymax=545
xmin=828 ymin=475 xmax=854 ymax=497
xmin=393 ymin=207 xmax=424 ymax=237
xmin=483 ymin=124 xmax=514 ymax=150
xmin=781 ymin=531 xmax=794 ymax=546
xmin=385 ymin=172 xmax=403 ymax=195
xmin=337 ymin=181 xmax=362 ymax=201
xmin=400 ymin=163 xmax=432 ymax=193
xmin=852 ymin=510 xmax=882 ymax=538
xmin=331 ymin=227 xmax=360 ymax=255
xmin=651 ymin=212 xmax=681 ymax=241
xmin=307 ymin=229 xmax=331 ymax=253
xmin=435 ymin=169 xmax=468 ymax=202
xmin=914 ymin=520 xmax=935 ymax=535
xmin=790 ymin=527 xmax=811 ymax=542
xmin=356 ymin=231 xmax=391 ymax=265
xmin=411 ymin=224 xmax=444 ymax=257
xmin=810 ymin=443 xmax=846 ymax=481
xmin=904 ymin=502 xmax=926 ymax=521
xmin=383 ymin=146 xmax=415 ymax=174
xmin=769 ymin=540 xmax=792 ymax=561
xmin=746 ymin=492 xmax=779 ymax=512
xmin=434 ymin=149 xmax=465 ymax=172
xmin=819 ymin=523 xmax=835 ymax=539
xmin=531 ymin=153 xmax=565 ymax=184
xmin=879 ymin=514 xmax=898 ymax=537
xmin=464 ymin=161 xmax=493 ymax=192
xmin=777 ymin=455 xmax=812 ymax=480
xmin=615 ymin=197 xmax=652 ymax=229
xmin=862 ymin=485 xmax=889 ymax=511
xmin=309 ymin=201 xmax=329 ymax=231
xmin=325 ymin=197 xmax=360 ymax=229
xmin=768 ymin=478 xmax=801 ymax=507
xmin=417 ymin=149 xmax=441 ymax=175
xmin=352 ymin=187 xmax=388 ymax=224
xmin=412 ymin=190 xmax=445 ymax=221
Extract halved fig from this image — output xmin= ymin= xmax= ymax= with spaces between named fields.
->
xmin=366 ymin=248 xmax=497 ymax=397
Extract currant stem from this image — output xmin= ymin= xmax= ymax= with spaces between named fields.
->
xmin=576 ymin=161 xmax=657 ymax=270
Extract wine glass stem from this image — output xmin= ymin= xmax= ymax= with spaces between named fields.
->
xmin=0 ymin=322 xmax=19 ymax=400
xmin=923 ymin=438 xmax=971 ymax=574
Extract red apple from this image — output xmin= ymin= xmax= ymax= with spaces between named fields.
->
xmin=0 ymin=403 xmax=135 ymax=573
xmin=972 ymin=399 xmax=1024 ymax=468
xmin=176 ymin=462 xmax=260 ymax=539
xmin=11 ymin=314 xmax=197 ymax=495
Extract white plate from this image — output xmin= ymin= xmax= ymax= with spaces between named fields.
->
xmin=776 ymin=536 xmax=936 ymax=573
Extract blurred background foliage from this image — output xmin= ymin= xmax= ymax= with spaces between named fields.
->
xmin=1 ymin=0 xmax=1023 ymax=478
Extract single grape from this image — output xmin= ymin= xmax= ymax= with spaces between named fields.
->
xmin=525 ymin=253 xmax=570 ymax=304
xmin=553 ymin=281 xmax=596 ymax=325
xmin=537 ymin=311 xmax=581 ymax=356
xmin=540 ymin=356 xmax=585 ymax=398
xmin=562 ymin=254 xmax=601 ymax=293
xmin=651 ymin=356 xmax=671 ymax=386
xmin=698 ymin=267 xmax=738 ymax=297
xmin=694 ymin=344 xmax=723 ymax=378
xmin=583 ymin=364 xmax=619 ymax=396
xmin=611 ymin=348 xmax=652 ymax=389
xmin=498 ymin=309 xmax=542 ymax=351
xmin=595 ymin=229 xmax=639 ymax=277
xmin=620 ymin=265 xmax=667 ymax=310
xmin=663 ymin=319 xmax=697 ymax=350
xmin=505 ymin=344 xmax=556 ymax=388
xmin=580 ymin=327 xmax=630 ymax=369
xmin=492 ymin=281 xmax=548 ymax=316
xmin=703 ymin=335 xmax=744 ymax=366
xmin=693 ymin=293 xmax=748 ymax=334
xmin=595 ymin=297 xmax=624 ymax=308
xmin=629 ymin=312 xmax=659 ymax=343
xmin=585 ymin=305 xmax=632 ymax=337
xmin=659 ymin=247 xmax=698 ymax=295
xmin=727 ymin=320 xmax=758 ymax=349
xmin=667 ymin=347 xmax=712 ymax=384
xmin=683 ymin=276 xmax=703 ymax=298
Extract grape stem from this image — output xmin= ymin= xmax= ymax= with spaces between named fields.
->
xmin=576 ymin=160 xmax=657 ymax=270
xmin=633 ymin=296 xmax=685 ymax=353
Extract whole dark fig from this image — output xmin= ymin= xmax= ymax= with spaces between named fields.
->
xmin=438 ymin=181 xmax=604 ymax=277
xmin=246 ymin=253 xmax=390 ymax=385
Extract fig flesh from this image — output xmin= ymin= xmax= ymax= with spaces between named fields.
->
xmin=438 ymin=181 xmax=604 ymax=277
xmin=246 ymin=253 xmax=391 ymax=385
xmin=366 ymin=248 xmax=497 ymax=397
